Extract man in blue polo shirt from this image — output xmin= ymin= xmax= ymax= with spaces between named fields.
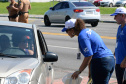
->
xmin=110 ymin=7 xmax=126 ymax=84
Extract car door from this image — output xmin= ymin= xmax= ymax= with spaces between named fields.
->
xmin=49 ymin=2 xmax=62 ymax=22
xmin=57 ymin=2 xmax=70 ymax=22
xmin=37 ymin=30 xmax=53 ymax=84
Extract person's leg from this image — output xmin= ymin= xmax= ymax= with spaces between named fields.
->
xmin=23 ymin=13 xmax=29 ymax=23
xmin=18 ymin=15 xmax=25 ymax=23
xmin=91 ymin=56 xmax=115 ymax=84
xmin=115 ymin=64 xmax=125 ymax=84
xmin=10 ymin=18 xmax=17 ymax=22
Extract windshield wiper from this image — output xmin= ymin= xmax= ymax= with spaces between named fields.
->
xmin=0 ymin=53 xmax=18 ymax=58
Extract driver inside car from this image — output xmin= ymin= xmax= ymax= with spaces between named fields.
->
xmin=12 ymin=33 xmax=34 ymax=55
xmin=18 ymin=35 xmax=34 ymax=55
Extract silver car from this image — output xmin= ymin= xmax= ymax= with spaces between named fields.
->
xmin=0 ymin=21 xmax=58 ymax=84
xmin=115 ymin=0 xmax=126 ymax=7
xmin=44 ymin=1 xmax=101 ymax=27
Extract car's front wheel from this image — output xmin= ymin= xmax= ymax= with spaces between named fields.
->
xmin=109 ymin=3 xmax=113 ymax=7
xmin=91 ymin=22 xmax=98 ymax=27
xmin=44 ymin=15 xmax=51 ymax=26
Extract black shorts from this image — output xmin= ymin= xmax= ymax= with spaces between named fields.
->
xmin=8 ymin=14 xmax=18 ymax=20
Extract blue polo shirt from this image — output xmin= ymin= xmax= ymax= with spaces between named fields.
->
xmin=78 ymin=28 xmax=113 ymax=59
xmin=115 ymin=25 xmax=126 ymax=64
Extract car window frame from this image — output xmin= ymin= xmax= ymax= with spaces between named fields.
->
xmin=37 ymin=30 xmax=48 ymax=56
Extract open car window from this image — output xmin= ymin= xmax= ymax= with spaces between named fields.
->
xmin=0 ymin=25 xmax=36 ymax=58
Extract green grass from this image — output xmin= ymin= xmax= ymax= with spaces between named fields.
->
xmin=0 ymin=2 xmax=121 ymax=15
xmin=99 ymin=7 xmax=117 ymax=14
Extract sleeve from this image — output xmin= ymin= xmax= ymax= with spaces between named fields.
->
xmin=79 ymin=38 xmax=93 ymax=57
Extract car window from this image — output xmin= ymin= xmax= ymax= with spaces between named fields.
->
xmin=37 ymin=30 xmax=48 ymax=56
xmin=72 ymin=2 xmax=95 ymax=7
xmin=61 ymin=2 xmax=69 ymax=9
xmin=54 ymin=2 xmax=62 ymax=10
xmin=0 ymin=25 xmax=36 ymax=58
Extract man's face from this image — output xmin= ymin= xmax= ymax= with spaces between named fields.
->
xmin=114 ymin=14 xmax=123 ymax=24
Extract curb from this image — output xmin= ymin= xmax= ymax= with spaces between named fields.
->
xmin=0 ymin=14 xmax=116 ymax=23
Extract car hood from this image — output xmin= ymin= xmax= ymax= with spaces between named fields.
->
xmin=0 ymin=58 xmax=38 ymax=77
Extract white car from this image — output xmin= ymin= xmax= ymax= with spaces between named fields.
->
xmin=115 ymin=0 xmax=126 ymax=7
xmin=0 ymin=21 xmax=58 ymax=84
xmin=100 ymin=0 xmax=120 ymax=7
xmin=44 ymin=1 xmax=101 ymax=27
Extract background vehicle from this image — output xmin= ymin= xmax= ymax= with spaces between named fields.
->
xmin=100 ymin=0 xmax=120 ymax=7
xmin=0 ymin=21 xmax=58 ymax=84
xmin=115 ymin=0 xmax=126 ymax=7
xmin=44 ymin=1 xmax=101 ymax=27
xmin=93 ymin=0 xmax=102 ymax=6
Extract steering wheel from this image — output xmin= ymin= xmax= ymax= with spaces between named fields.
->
xmin=2 ymin=47 xmax=26 ymax=55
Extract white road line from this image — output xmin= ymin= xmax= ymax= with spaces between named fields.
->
xmin=47 ymin=45 xmax=77 ymax=50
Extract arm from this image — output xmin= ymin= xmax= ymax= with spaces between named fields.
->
xmin=11 ymin=5 xmax=19 ymax=11
xmin=71 ymin=55 xmax=92 ymax=79
xmin=120 ymin=56 xmax=126 ymax=68
xmin=88 ymin=62 xmax=91 ymax=78
xmin=29 ymin=4 xmax=31 ymax=10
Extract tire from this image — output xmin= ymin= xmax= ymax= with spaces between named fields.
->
xmin=65 ymin=16 xmax=71 ymax=22
xmin=91 ymin=22 xmax=98 ymax=27
xmin=44 ymin=15 xmax=51 ymax=26
xmin=109 ymin=3 xmax=113 ymax=7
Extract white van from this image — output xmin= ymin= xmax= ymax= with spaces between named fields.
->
xmin=100 ymin=0 xmax=120 ymax=7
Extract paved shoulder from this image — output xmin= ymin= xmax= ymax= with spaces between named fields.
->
xmin=53 ymin=76 xmax=117 ymax=84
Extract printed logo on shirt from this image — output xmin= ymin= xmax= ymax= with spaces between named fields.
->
xmin=120 ymin=30 xmax=124 ymax=35
xmin=86 ymin=29 xmax=92 ymax=35
xmin=84 ymin=48 xmax=89 ymax=53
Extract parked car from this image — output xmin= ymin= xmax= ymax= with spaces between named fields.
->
xmin=115 ymin=0 xmax=126 ymax=7
xmin=93 ymin=0 xmax=102 ymax=6
xmin=100 ymin=0 xmax=120 ymax=7
xmin=44 ymin=1 xmax=101 ymax=27
xmin=0 ymin=21 xmax=58 ymax=84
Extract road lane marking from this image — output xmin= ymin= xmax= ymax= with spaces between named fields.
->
xmin=42 ymin=32 xmax=116 ymax=39
xmin=48 ymin=45 xmax=77 ymax=50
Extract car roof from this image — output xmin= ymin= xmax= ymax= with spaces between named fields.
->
xmin=0 ymin=21 xmax=33 ymax=29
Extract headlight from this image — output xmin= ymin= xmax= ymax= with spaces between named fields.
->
xmin=4 ymin=69 xmax=32 ymax=84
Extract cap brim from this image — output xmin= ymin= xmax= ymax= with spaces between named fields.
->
xmin=62 ymin=27 xmax=67 ymax=32
xmin=110 ymin=13 xmax=118 ymax=16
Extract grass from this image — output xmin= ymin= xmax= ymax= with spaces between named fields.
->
xmin=0 ymin=1 xmax=120 ymax=15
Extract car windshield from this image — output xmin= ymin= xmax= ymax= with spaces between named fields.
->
xmin=0 ymin=25 xmax=36 ymax=58
xmin=72 ymin=2 xmax=95 ymax=7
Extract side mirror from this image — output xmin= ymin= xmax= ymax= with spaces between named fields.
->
xmin=43 ymin=52 xmax=58 ymax=62
xmin=50 ymin=7 xmax=54 ymax=10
